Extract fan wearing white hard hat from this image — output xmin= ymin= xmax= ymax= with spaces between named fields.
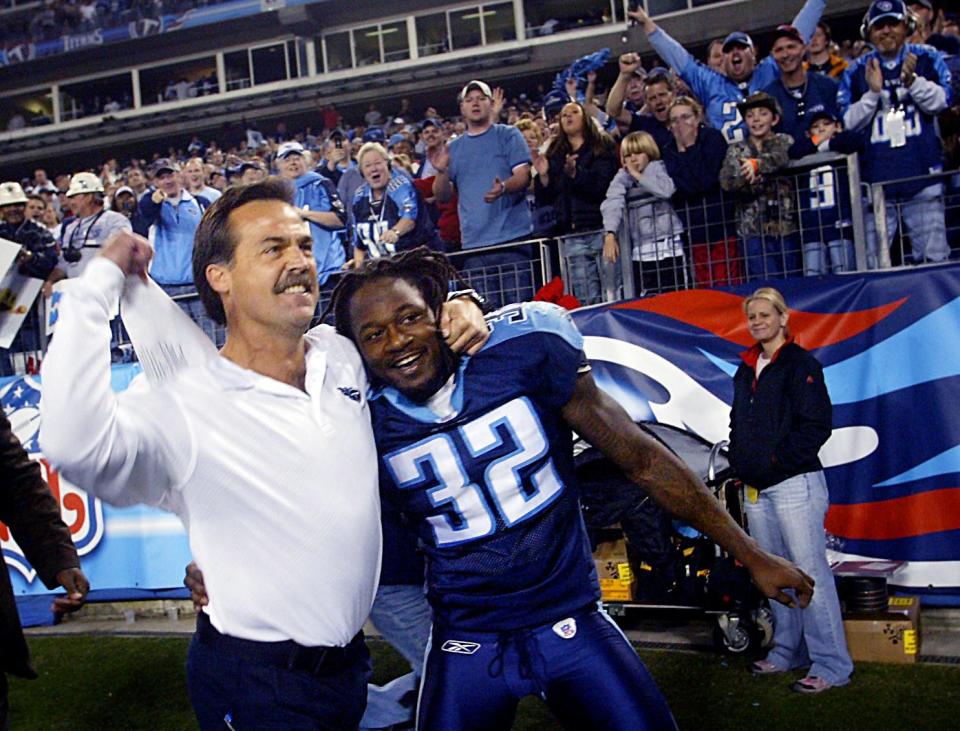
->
xmin=0 ymin=181 xmax=59 ymax=291
xmin=58 ymin=171 xmax=132 ymax=277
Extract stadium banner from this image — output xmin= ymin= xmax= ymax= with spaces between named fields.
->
xmin=1 ymin=364 xmax=193 ymax=627
xmin=0 ymin=0 xmax=322 ymax=67
xmin=4 ymin=266 xmax=958 ymax=628
xmin=572 ymin=265 xmax=960 ymax=595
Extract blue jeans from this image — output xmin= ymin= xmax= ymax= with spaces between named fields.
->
xmin=563 ymin=232 xmax=612 ymax=306
xmin=744 ymin=471 xmax=853 ymax=685
xmin=743 ymin=234 xmax=801 ymax=280
xmin=803 ymin=239 xmax=856 ymax=276
xmin=864 ymin=184 xmax=949 ymax=268
xmin=361 ymin=583 xmax=433 ymax=730
xmin=460 ymin=249 xmax=534 ymax=310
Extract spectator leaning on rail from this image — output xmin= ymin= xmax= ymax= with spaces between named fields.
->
xmin=661 ymin=97 xmax=742 ymax=287
xmin=534 ymin=101 xmax=618 ymax=305
xmin=276 ymin=141 xmax=349 ymax=287
xmin=350 ymin=142 xmax=441 ymax=267
xmin=628 ymin=1 xmax=825 ymax=142
xmin=839 ymin=0 xmax=953 ymax=268
xmin=763 ymin=24 xmax=842 ymax=144
xmin=719 ymin=92 xmax=799 ymax=280
xmin=601 ymin=131 xmax=687 ymax=296
xmin=433 ymin=79 xmax=534 ymax=306
xmin=788 ymin=105 xmax=864 ymax=275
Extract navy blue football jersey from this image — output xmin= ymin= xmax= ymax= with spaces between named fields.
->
xmin=839 ymin=44 xmax=952 ymax=198
xmin=796 ymin=162 xmax=853 ymax=245
xmin=352 ymin=171 xmax=439 ymax=256
xmin=369 ymin=302 xmax=600 ymax=631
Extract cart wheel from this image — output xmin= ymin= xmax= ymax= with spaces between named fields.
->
xmin=713 ymin=613 xmax=752 ymax=654
xmin=752 ymin=606 xmax=775 ymax=649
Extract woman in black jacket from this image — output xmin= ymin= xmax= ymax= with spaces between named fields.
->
xmin=534 ymin=101 xmax=618 ymax=305
xmin=661 ymin=96 xmax=742 ymax=287
xmin=729 ymin=287 xmax=852 ymax=695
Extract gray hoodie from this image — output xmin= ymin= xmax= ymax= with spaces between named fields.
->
xmin=601 ymin=161 xmax=684 ymax=261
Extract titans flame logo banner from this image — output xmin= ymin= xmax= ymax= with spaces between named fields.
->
xmin=573 ymin=265 xmax=960 ymax=594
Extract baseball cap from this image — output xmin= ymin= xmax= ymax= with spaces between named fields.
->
xmin=153 ymin=158 xmax=180 ymax=175
xmin=866 ymin=0 xmax=909 ymax=30
xmin=362 ymin=127 xmax=386 ymax=144
xmin=420 ymin=117 xmax=442 ymax=130
xmin=907 ymin=0 xmax=932 ymax=10
xmin=771 ymin=24 xmax=805 ymax=45
xmin=388 ymin=133 xmax=406 ymax=148
xmin=736 ymin=91 xmax=782 ymax=118
xmin=459 ymin=79 xmax=493 ymax=101
xmin=276 ymin=141 xmax=305 ymax=159
xmin=66 ymin=172 xmax=105 ymax=197
xmin=114 ymin=185 xmax=135 ymax=197
xmin=541 ymin=89 xmax=568 ymax=118
xmin=722 ymin=31 xmax=754 ymax=52
xmin=805 ymin=103 xmax=839 ymax=125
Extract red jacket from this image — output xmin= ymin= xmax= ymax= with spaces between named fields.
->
xmin=414 ymin=176 xmax=460 ymax=250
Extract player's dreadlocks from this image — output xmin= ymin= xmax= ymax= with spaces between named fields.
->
xmin=324 ymin=247 xmax=468 ymax=344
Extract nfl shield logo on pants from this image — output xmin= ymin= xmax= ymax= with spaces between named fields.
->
xmin=552 ymin=618 xmax=577 ymax=639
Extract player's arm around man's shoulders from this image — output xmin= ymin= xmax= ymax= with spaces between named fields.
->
xmin=39 ymin=231 xmax=188 ymax=508
xmin=558 ymin=352 xmax=815 ymax=610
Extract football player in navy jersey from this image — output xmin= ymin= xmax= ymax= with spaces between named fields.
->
xmin=331 ymin=248 xmax=815 ymax=731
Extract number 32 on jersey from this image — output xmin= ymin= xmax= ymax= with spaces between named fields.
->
xmin=384 ymin=397 xmax=564 ymax=547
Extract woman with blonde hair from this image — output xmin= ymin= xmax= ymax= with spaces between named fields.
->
xmin=728 ymin=287 xmax=852 ymax=694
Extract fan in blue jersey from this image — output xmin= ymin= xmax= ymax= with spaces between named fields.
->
xmin=839 ymin=0 xmax=953 ymax=267
xmin=789 ymin=105 xmax=864 ymax=275
xmin=276 ymin=141 xmax=349 ymax=285
xmin=330 ymin=248 xmax=815 ymax=731
xmin=628 ymin=1 xmax=826 ymax=143
xmin=350 ymin=142 xmax=441 ymax=268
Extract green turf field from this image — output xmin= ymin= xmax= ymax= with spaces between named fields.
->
xmin=7 ymin=636 xmax=960 ymax=729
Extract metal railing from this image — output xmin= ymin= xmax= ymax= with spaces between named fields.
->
xmin=867 ymin=169 xmax=958 ymax=270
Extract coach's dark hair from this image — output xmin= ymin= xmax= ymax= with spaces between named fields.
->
xmin=324 ymin=247 xmax=465 ymax=344
xmin=192 ymin=177 xmax=295 ymax=325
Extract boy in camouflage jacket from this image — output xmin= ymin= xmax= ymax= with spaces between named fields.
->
xmin=720 ymin=92 xmax=799 ymax=279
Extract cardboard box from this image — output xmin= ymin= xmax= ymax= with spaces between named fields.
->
xmin=593 ymin=539 xmax=636 ymax=602
xmin=843 ymin=596 xmax=921 ymax=664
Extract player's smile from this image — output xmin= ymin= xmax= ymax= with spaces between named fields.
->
xmin=349 ymin=277 xmax=454 ymax=400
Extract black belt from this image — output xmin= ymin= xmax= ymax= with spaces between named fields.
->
xmin=196 ymin=612 xmax=364 ymax=677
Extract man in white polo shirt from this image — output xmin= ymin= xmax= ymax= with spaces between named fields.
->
xmin=38 ymin=179 xmax=486 ymax=729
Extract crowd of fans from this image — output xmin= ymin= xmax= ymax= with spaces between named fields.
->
xmin=0 ymin=0 xmax=228 ymax=48
xmin=2 ymin=0 xmax=959 ymax=344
